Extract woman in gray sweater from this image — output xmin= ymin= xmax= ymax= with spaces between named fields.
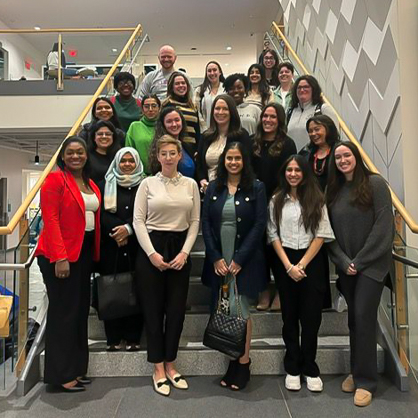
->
xmin=326 ymin=141 xmax=394 ymax=408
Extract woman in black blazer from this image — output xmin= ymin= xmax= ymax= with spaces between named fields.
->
xmin=97 ymin=147 xmax=145 ymax=351
xmin=202 ymin=141 xmax=267 ymax=391
xmin=197 ymin=94 xmax=251 ymax=193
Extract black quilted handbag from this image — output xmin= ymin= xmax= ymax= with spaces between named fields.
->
xmin=203 ymin=276 xmax=247 ymax=359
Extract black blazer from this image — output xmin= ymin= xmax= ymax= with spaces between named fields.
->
xmin=97 ymin=182 xmax=139 ymax=275
xmin=201 ymin=179 xmax=267 ymax=298
xmin=196 ymin=129 xmax=251 ymax=183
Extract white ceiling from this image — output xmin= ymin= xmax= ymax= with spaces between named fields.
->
xmin=0 ymin=0 xmax=281 ymax=154
xmin=0 ymin=0 xmax=281 ymax=76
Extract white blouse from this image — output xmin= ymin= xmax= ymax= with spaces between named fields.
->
xmin=267 ymin=195 xmax=335 ymax=249
xmin=81 ymin=192 xmax=100 ymax=231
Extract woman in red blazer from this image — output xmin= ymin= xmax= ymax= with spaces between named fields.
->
xmin=36 ymin=136 xmax=101 ymax=392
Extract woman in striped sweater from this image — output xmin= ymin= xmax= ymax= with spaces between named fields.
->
xmin=162 ymin=72 xmax=201 ymax=156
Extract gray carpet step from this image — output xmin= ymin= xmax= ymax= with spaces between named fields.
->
xmin=88 ymin=309 xmax=349 ymax=340
xmin=40 ymin=337 xmax=384 ymax=377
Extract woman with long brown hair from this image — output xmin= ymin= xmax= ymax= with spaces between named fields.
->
xmin=245 ymin=63 xmax=274 ymax=110
xmin=268 ymin=155 xmax=334 ymax=393
xmin=194 ymin=61 xmax=225 ymax=131
xmin=252 ymin=103 xmax=296 ymax=310
xmin=326 ymin=141 xmax=394 ymax=407
xmin=161 ymin=71 xmax=200 ymax=151
xmin=197 ymin=94 xmax=251 ymax=193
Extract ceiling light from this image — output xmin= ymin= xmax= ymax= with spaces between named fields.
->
xmin=34 ymin=26 xmax=41 ymax=31
xmin=225 ymin=63 xmax=229 ymax=67
xmin=226 ymin=46 xmax=232 ymax=51
xmin=112 ymin=48 xmax=118 ymax=52
xmin=34 ymin=141 xmax=40 ymax=165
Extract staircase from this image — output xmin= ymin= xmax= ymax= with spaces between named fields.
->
xmin=40 ymin=232 xmax=384 ymax=377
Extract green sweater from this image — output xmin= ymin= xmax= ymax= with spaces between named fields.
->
xmin=125 ymin=117 xmax=156 ymax=175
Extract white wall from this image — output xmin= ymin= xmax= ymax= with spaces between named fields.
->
xmin=0 ymin=95 xmax=94 ymax=129
xmin=0 ymin=148 xmax=43 ymax=248
xmin=0 ymin=19 xmax=44 ymax=80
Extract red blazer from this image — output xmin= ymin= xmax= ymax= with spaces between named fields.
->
xmin=35 ymin=169 xmax=101 ymax=263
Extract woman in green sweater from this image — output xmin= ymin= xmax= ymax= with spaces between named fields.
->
xmin=326 ymin=141 xmax=394 ymax=407
xmin=111 ymin=72 xmax=143 ymax=133
xmin=125 ymin=95 xmax=161 ymax=175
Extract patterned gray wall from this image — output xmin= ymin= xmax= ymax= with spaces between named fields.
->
xmin=278 ymin=0 xmax=404 ymax=200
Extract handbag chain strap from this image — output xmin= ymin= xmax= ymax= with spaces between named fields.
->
xmin=217 ymin=274 xmax=243 ymax=319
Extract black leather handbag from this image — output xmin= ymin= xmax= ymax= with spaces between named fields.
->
xmin=203 ymin=276 xmax=247 ymax=359
xmin=96 ymin=250 xmax=140 ymax=321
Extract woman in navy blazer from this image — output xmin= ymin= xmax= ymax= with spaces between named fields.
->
xmin=36 ymin=136 xmax=101 ymax=392
xmin=202 ymin=141 xmax=267 ymax=391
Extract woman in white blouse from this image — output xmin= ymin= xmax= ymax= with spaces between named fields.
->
xmin=267 ymin=154 xmax=334 ymax=393
xmin=133 ymin=135 xmax=200 ymax=397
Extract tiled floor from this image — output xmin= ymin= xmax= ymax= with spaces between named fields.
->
xmin=1 ymin=374 xmax=417 ymax=418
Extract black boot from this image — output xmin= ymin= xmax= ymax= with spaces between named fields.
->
xmin=220 ymin=359 xmax=239 ymax=387
xmin=230 ymin=359 xmax=251 ymax=390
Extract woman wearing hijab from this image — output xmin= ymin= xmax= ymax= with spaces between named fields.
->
xmin=97 ymin=147 xmax=145 ymax=351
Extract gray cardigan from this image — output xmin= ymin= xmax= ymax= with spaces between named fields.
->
xmin=327 ymin=175 xmax=394 ymax=282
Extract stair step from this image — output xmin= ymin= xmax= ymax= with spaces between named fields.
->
xmin=88 ymin=309 xmax=349 ymax=340
xmin=39 ymin=337 xmax=384 ymax=377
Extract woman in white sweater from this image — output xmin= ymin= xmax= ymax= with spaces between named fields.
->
xmin=133 ymin=135 xmax=200 ymax=397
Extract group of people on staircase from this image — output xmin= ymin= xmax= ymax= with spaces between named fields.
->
xmin=35 ymin=44 xmax=394 ymax=408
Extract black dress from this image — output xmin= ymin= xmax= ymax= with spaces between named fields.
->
xmin=97 ymin=182 xmax=143 ymax=345
xmin=89 ymin=152 xmax=114 ymax=185
xmin=252 ymin=135 xmax=297 ymax=288
xmin=251 ymin=135 xmax=297 ymax=201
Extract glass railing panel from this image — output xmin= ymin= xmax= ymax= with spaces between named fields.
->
xmin=389 ymin=245 xmax=418 ymax=387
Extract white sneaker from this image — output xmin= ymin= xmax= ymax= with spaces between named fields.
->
xmin=305 ymin=376 xmax=323 ymax=392
xmin=285 ymin=374 xmax=301 ymax=391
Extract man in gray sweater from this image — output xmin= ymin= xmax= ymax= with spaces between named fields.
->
xmin=138 ymin=45 xmax=190 ymax=101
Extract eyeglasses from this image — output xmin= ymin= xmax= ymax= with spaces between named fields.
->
xmin=117 ymin=80 xmax=134 ymax=88
xmin=96 ymin=132 xmax=113 ymax=137
xmin=297 ymin=85 xmax=311 ymax=91
xmin=143 ymin=104 xmax=159 ymax=110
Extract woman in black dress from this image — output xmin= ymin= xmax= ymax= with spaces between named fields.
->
xmin=88 ymin=120 xmax=121 ymax=184
xmin=252 ymin=103 xmax=297 ymax=311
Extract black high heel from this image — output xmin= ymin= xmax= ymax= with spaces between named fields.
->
xmin=230 ymin=359 xmax=251 ymax=391
xmin=220 ymin=359 xmax=238 ymax=387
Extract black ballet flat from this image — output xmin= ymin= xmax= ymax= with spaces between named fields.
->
xmin=77 ymin=376 xmax=91 ymax=385
xmin=58 ymin=382 xmax=86 ymax=393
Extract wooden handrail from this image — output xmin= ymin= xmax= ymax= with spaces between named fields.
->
xmin=0 ymin=24 xmax=142 ymax=235
xmin=0 ymin=27 xmax=137 ymax=34
xmin=271 ymin=22 xmax=418 ymax=233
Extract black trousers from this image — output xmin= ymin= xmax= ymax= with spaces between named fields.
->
xmin=38 ymin=231 xmax=94 ymax=385
xmin=338 ymin=272 xmax=384 ymax=393
xmin=104 ymin=314 xmax=143 ymax=346
xmin=136 ymin=231 xmax=191 ymax=364
xmin=271 ymin=247 xmax=325 ymax=377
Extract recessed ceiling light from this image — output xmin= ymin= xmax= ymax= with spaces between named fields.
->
xmin=226 ymin=46 xmax=232 ymax=51
xmin=225 ymin=63 xmax=229 ymax=67
xmin=34 ymin=26 xmax=41 ymax=31
xmin=112 ymin=48 xmax=118 ymax=52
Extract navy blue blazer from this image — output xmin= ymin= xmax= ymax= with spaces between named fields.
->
xmin=201 ymin=179 xmax=268 ymax=298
